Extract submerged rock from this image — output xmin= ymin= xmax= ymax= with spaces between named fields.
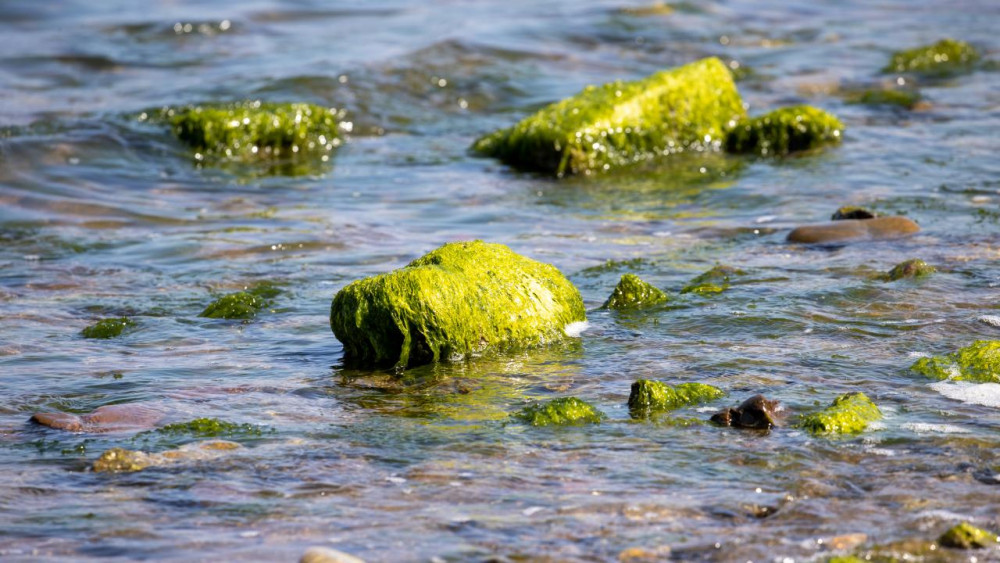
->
xmin=798 ymin=392 xmax=881 ymax=435
xmin=300 ymin=547 xmax=367 ymax=563
xmin=331 ymin=241 xmax=585 ymax=368
xmin=845 ymin=88 xmax=923 ymax=110
xmin=93 ymin=440 xmax=241 ymax=473
xmin=831 ymin=206 xmax=878 ymax=221
xmin=723 ymin=105 xmax=843 ymax=157
xmin=886 ymin=258 xmax=935 ymax=281
xmin=628 ymin=380 xmax=724 ymax=418
xmin=910 ymin=340 xmax=1000 ymax=383
xmin=787 ymin=216 xmax=920 ymax=244
xmin=200 ymin=291 xmax=267 ymax=320
xmin=883 ymin=39 xmax=980 ymax=76
xmin=30 ymin=404 xmax=163 ymax=433
xmin=93 ymin=447 xmax=153 ymax=473
xmin=513 ymin=397 xmax=604 ymax=426
xmin=680 ymin=265 xmax=745 ymax=295
xmin=602 ymin=274 xmax=669 ymax=310
xmin=81 ymin=317 xmax=135 ymax=339
xmin=711 ymin=395 xmax=782 ymax=430
xmin=938 ymin=522 xmax=998 ymax=549
xmin=472 ymin=57 xmax=745 ymax=176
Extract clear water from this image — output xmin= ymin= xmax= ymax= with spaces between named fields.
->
xmin=1 ymin=0 xmax=999 ymax=561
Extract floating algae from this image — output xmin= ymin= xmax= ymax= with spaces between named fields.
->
xmin=798 ymin=392 xmax=882 ymax=435
xmin=602 ymin=274 xmax=669 ymax=310
xmin=724 ymin=105 xmax=843 ymax=157
xmin=910 ymin=340 xmax=1000 ymax=383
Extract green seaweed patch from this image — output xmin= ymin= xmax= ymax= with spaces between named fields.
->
xmin=724 ymin=105 xmax=843 ymax=157
xmin=156 ymin=418 xmax=265 ymax=439
xmin=910 ymin=340 xmax=1000 ymax=383
xmin=602 ymin=274 xmax=669 ymax=310
xmin=845 ymin=88 xmax=922 ymax=109
xmin=628 ymin=380 xmax=724 ymax=418
xmin=798 ymin=392 xmax=881 ymax=435
xmin=330 ymin=241 xmax=586 ymax=369
xmin=883 ymin=39 xmax=980 ymax=76
xmin=831 ymin=206 xmax=878 ymax=221
xmin=512 ymin=397 xmax=604 ymax=426
xmin=680 ymin=265 xmax=745 ymax=295
xmin=939 ymin=522 xmax=998 ymax=549
xmin=81 ymin=317 xmax=135 ymax=339
xmin=199 ymin=291 xmax=268 ymax=320
xmin=472 ymin=57 xmax=746 ymax=176
xmin=885 ymin=258 xmax=935 ymax=281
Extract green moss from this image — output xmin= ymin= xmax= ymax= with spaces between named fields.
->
xmin=628 ymin=380 xmax=725 ymax=418
xmin=724 ymin=105 xmax=843 ymax=157
xmin=330 ymin=241 xmax=586 ymax=369
xmin=883 ymin=39 xmax=980 ymax=76
xmin=199 ymin=291 xmax=267 ymax=320
xmin=939 ymin=522 xmax=997 ymax=549
xmin=680 ymin=265 xmax=745 ymax=295
xmin=845 ymin=88 xmax=922 ymax=109
xmin=798 ymin=392 xmax=882 ymax=435
xmin=81 ymin=317 xmax=135 ymax=339
xmin=472 ymin=57 xmax=746 ymax=176
xmin=831 ymin=206 xmax=877 ymax=221
xmin=910 ymin=340 xmax=1000 ymax=383
xmin=513 ymin=397 xmax=604 ymax=426
xmin=156 ymin=418 xmax=264 ymax=438
xmin=602 ymin=274 xmax=669 ymax=310
xmin=886 ymin=258 xmax=935 ymax=281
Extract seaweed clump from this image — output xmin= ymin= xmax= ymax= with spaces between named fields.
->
xmin=156 ymin=418 xmax=264 ymax=438
xmin=81 ymin=317 xmax=135 ymax=339
xmin=798 ymin=392 xmax=882 ymax=435
xmin=910 ymin=340 xmax=1000 ymax=383
xmin=883 ymin=39 xmax=980 ymax=76
xmin=602 ymin=274 xmax=669 ymax=310
xmin=330 ymin=241 xmax=586 ymax=369
xmin=886 ymin=258 xmax=935 ymax=281
xmin=513 ymin=397 xmax=604 ymax=426
xmin=472 ymin=57 xmax=745 ymax=176
xmin=938 ymin=522 xmax=997 ymax=549
xmin=628 ymin=380 xmax=724 ymax=418
xmin=680 ymin=265 xmax=745 ymax=295
xmin=200 ymin=292 xmax=266 ymax=320
xmin=724 ymin=105 xmax=843 ymax=156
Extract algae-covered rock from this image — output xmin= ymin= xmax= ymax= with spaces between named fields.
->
xmin=200 ymin=291 xmax=266 ymax=320
xmin=330 ymin=241 xmax=586 ymax=368
xmin=711 ymin=395 xmax=782 ymax=430
xmin=93 ymin=447 xmax=152 ymax=473
xmin=602 ymin=274 xmax=669 ymax=310
xmin=938 ymin=522 xmax=997 ymax=549
xmin=724 ymin=105 xmax=843 ymax=157
xmin=831 ymin=206 xmax=878 ymax=221
xmin=886 ymin=258 xmax=935 ymax=281
xmin=472 ymin=57 xmax=745 ymax=176
xmin=81 ymin=317 xmax=135 ymax=339
xmin=680 ymin=265 xmax=745 ymax=295
xmin=628 ymin=380 xmax=724 ymax=418
xmin=798 ymin=392 xmax=881 ymax=435
xmin=910 ymin=340 xmax=1000 ymax=383
xmin=826 ymin=557 xmax=866 ymax=563
xmin=513 ymin=397 xmax=604 ymax=426
xmin=93 ymin=440 xmax=241 ymax=473
xmin=845 ymin=88 xmax=923 ymax=110
xmin=884 ymin=39 xmax=980 ymax=76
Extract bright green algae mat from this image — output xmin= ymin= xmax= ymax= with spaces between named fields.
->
xmin=798 ymin=392 xmax=882 ymax=435
xmin=512 ymin=397 xmax=604 ymax=426
xmin=602 ymin=274 xmax=669 ymax=310
xmin=938 ymin=522 xmax=998 ymax=549
xmin=883 ymin=38 xmax=980 ymax=76
xmin=330 ymin=241 xmax=586 ymax=369
xmin=724 ymin=105 xmax=843 ymax=156
xmin=628 ymin=380 xmax=724 ymax=418
xmin=472 ymin=57 xmax=745 ymax=176
xmin=81 ymin=317 xmax=135 ymax=339
xmin=910 ymin=340 xmax=1000 ymax=383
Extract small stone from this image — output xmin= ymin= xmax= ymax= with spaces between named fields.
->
xmin=886 ymin=259 xmax=935 ymax=281
xmin=300 ymin=547 xmax=367 ymax=563
xmin=787 ymin=216 xmax=919 ymax=244
xmin=93 ymin=448 xmax=152 ymax=473
xmin=602 ymin=274 xmax=669 ymax=310
xmin=710 ymin=395 xmax=782 ymax=429
xmin=938 ymin=522 xmax=997 ymax=549
xmin=81 ymin=317 xmax=135 ymax=339
xmin=680 ymin=265 xmax=744 ymax=295
xmin=200 ymin=291 xmax=266 ymax=320
xmin=31 ymin=404 xmax=163 ymax=433
xmin=618 ymin=546 xmax=671 ymax=561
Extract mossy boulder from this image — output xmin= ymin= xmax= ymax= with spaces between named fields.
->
xmin=831 ymin=206 xmax=877 ymax=221
xmin=845 ymin=88 xmax=922 ymax=110
xmin=513 ymin=397 xmax=604 ymax=426
xmin=883 ymin=39 xmax=980 ymax=76
xmin=886 ymin=258 xmax=935 ymax=281
xmin=798 ymin=392 xmax=882 ymax=435
xmin=330 ymin=241 xmax=586 ymax=369
xmin=680 ymin=265 xmax=745 ymax=295
xmin=200 ymin=291 xmax=267 ymax=320
xmin=472 ymin=57 xmax=745 ymax=176
xmin=628 ymin=380 xmax=724 ymax=418
xmin=602 ymin=274 xmax=669 ymax=310
xmin=81 ymin=317 xmax=135 ymax=339
xmin=910 ymin=340 xmax=1000 ymax=383
xmin=724 ymin=105 xmax=843 ymax=157
xmin=938 ymin=522 xmax=997 ymax=549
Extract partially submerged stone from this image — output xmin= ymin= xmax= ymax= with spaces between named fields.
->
xmin=910 ymin=340 xmax=1000 ymax=383
xmin=602 ymin=274 xmax=669 ymax=310
xmin=628 ymin=380 xmax=724 ymax=418
xmin=200 ymin=291 xmax=267 ymax=319
xmin=680 ymin=265 xmax=744 ymax=295
xmin=331 ymin=241 xmax=585 ymax=368
xmin=787 ymin=216 xmax=920 ymax=244
xmin=513 ymin=397 xmax=604 ymax=426
xmin=711 ymin=395 xmax=783 ymax=430
xmin=81 ymin=317 xmax=135 ymax=339
xmin=798 ymin=392 xmax=881 ymax=435
xmin=845 ymin=88 xmax=923 ymax=110
xmin=93 ymin=440 xmax=241 ymax=473
xmin=883 ymin=39 xmax=980 ymax=76
xmin=300 ymin=547 xmax=368 ymax=563
xmin=724 ymin=105 xmax=843 ymax=157
xmin=831 ymin=206 xmax=878 ymax=221
xmin=93 ymin=448 xmax=153 ymax=473
xmin=30 ymin=404 xmax=162 ymax=433
xmin=472 ymin=57 xmax=745 ymax=176
xmin=886 ymin=258 xmax=935 ymax=281
xmin=938 ymin=522 xmax=997 ymax=549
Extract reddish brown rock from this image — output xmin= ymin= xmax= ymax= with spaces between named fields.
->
xmin=31 ymin=404 xmax=163 ymax=433
xmin=787 ymin=216 xmax=919 ymax=244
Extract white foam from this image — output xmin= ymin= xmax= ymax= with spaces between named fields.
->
xmin=901 ymin=422 xmax=971 ymax=434
xmin=564 ymin=321 xmax=589 ymax=338
xmin=978 ymin=315 xmax=1000 ymax=328
xmin=930 ymin=380 xmax=1000 ymax=408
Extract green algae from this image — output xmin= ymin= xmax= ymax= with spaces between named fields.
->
xmin=845 ymin=88 xmax=922 ymax=109
xmin=81 ymin=317 xmax=135 ymax=339
xmin=199 ymin=291 xmax=267 ymax=320
xmin=156 ymin=418 xmax=265 ymax=438
xmin=724 ymin=105 xmax=843 ymax=157
xmin=939 ymin=522 xmax=997 ymax=549
xmin=628 ymin=380 xmax=725 ymax=418
xmin=883 ymin=39 xmax=980 ymax=76
xmin=826 ymin=556 xmax=865 ymax=563
xmin=885 ymin=258 xmax=935 ymax=281
xmin=680 ymin=265 xmax=745 ymax=295
xmin=602 ymin=274 xmax=669 ymax=310
xmin=330 ymin=240 xmax=586 ymax=369
xmin=798 ymin=392 xmax=882 ymax=435
xmin=513 ymin=397 xmax=604 ymax=426
xmin=831 ymin=206 xmax=878 ymax=221
xmin=910 ymin=340 xmax=1000 ymax=383
xmin=472 ymin=57 xmax=745 ymax=176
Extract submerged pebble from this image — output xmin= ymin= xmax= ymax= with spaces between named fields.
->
xmin=30 ymin=404 xmax=163 ymax=433
xmin=885 ymin=258 xmax=935 ymax=281
xmin=93 ymin=440 xmax=241 ymax=473
xmin=787 ymin=216 xmax=920 ymax=244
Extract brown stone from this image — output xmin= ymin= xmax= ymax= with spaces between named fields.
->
xmin=787 ymin=216 xmax=919 ymax=244
xmin=31 ymin=404 xmax=163 ymax=433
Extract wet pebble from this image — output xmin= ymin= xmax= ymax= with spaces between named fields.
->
xmin=787 ymin=216 xmax=919 ymax=244
xmin=30 ymin=403 xmax=163 ymax=433
xmin=711 ymin=395 xmax=782 ymax=429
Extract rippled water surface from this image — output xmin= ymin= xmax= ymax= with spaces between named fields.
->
xmin=2 ymin=1 xmax=999 ymax=561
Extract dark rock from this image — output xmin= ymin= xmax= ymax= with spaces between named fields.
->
xmin=710 ymin=395 xmax=782 ymax=430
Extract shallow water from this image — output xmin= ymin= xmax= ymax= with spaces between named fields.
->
xmin=1 ymin=0 xmax=999 ymax=561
